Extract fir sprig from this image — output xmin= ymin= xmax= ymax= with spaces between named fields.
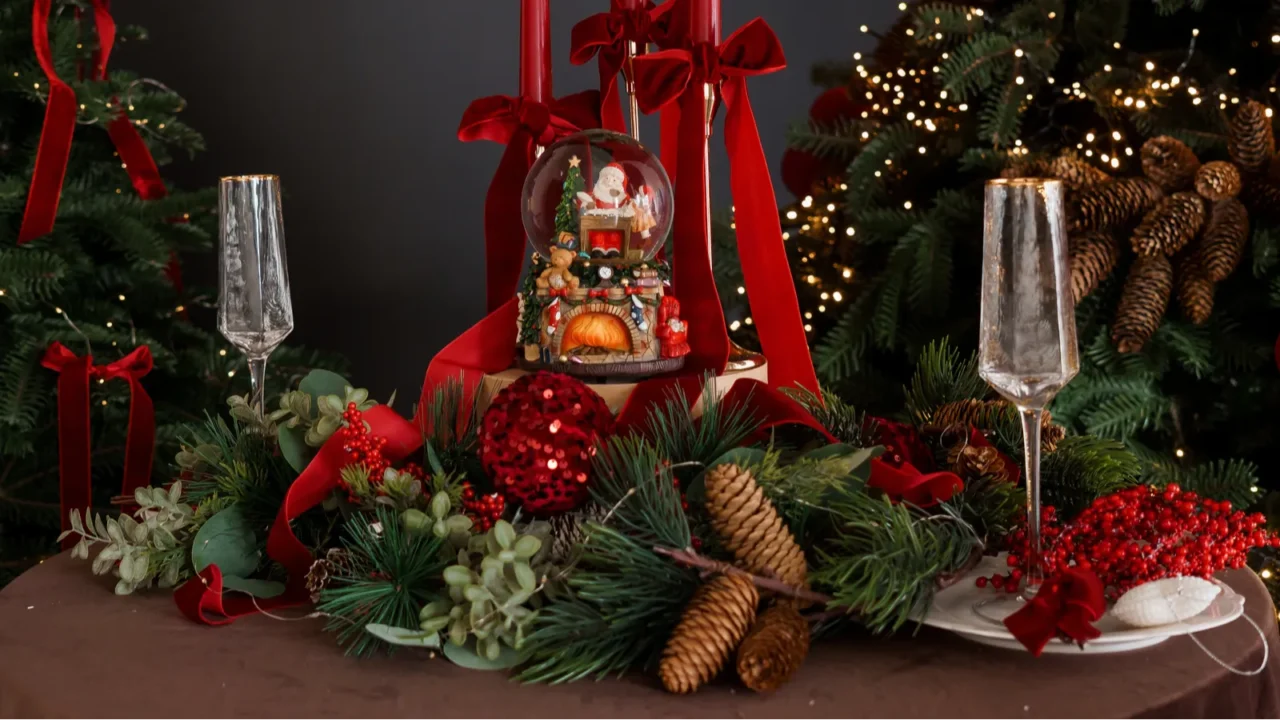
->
xmin=904 ymin=339 xmax=989 ymax=424
xmin=317 ymin=507 xmax=447 ymax=657
xmin=639 ymin=374 xmax=762 ymax=472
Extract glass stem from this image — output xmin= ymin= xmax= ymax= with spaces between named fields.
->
xmin=248 ymin=356 xmax=268 ymax=416
xmin=1020 ymin=406 xmax=1045 ymax=595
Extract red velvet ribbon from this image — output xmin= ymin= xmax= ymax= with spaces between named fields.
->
xmin=631 ymin=11 xmax=820 ymax=395
xmin=570 ymin=0 xmax=660 ymax=134
xmin=1003 ymin=567 xmax=1106 ymax=656
xmin=41 ymin=342 xmax=154 ymax=549
xmin=867 ymin=459 xmax=963 ymax=507
xmin=175 ymin=405 xmax=421 ymax=625
xmin=458 ymin=91 xmax=601 ymax=313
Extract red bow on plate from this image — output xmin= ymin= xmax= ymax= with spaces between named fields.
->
xmin=1004 ymin=568 xmax=1106 ymax=656
xmin=42 ymin=342 xmax=155 ymax=546
xmin=457 ymin=91 xmax=600 ymax=313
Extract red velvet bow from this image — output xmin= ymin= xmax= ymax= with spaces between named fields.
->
xmin=21 ymin=2 xmax=182 ymax=291
xmin=570 ymin=1 xmax=661 ymax=133
xmin=630 ymin=14 xmax=818 ymax=395
xmin=41 ymin=341 xmax=155 ymax=548
xmin=1004 ymin=567 xmax=1106 ymax=656
xmin=176 ymin=405 xmax=421 ymax=625
xmin=457 ymin=90 xmax=600 ymax=313
xmin=867 ymin=459 xmax=963 ymax=507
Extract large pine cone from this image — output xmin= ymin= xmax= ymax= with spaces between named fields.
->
xmin=1070 ymin=177 xmax=1164 ymax=233
xmin=1131 ymin=192 xmax=1205 ymax=257
xmin=1194 ymin=161 xmax=1242 ymax=201
xmin=1199 ymin=198 xmax=1250 ymax=282
xmin=660 ymin=574 xmax=759 ymax=694
xmin=705 ymin=464 xmax=808 ymax=588
xmin=1000 ymin=156 xmax=1052 ymax=180
xmin=1113 ymin=254 xmax=1173 ymax=353
xmin=1049 ymin=153 xmax=1112 ymax=191
xmin=1141 ymin=136 xmax=1200 ymax=192
xmin=1175 ymin=254 xmax=1215 ymax=325
xmin=1229 ymin=100 xmax=1275 ymax=174
xmin=1069 ymin=231 xmax=1120 ymax=304
xmin=736 ymin=603 xmax=810 ymax=693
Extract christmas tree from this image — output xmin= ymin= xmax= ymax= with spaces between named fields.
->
xmin=719 ymin=0 xmax=1280 ymax=504
xmin=0 ymin=0 xmax=341 ymax=583
xmin=555 ymin=157 xmax=586 ymax=242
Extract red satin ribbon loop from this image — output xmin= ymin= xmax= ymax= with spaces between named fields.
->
xmin=41 ymin=341 xmax=155 ymax=548
xmin=1004 ymin=567 xmax=1106 ymax=656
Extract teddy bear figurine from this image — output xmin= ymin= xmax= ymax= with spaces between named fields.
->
xmin=535 ymin=243 xmax=581 ymax=291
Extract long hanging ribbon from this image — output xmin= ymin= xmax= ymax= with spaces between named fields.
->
xmin=631 ymin=12 xmax=819 ymax=395
xmin=458 ymin=91 xmax=601 ymax=313
xmin=175 ymin=405 xmax=421 ymax=625
xmin=20 ymin=1 xmax=182 ymax=291
xmin=41 ymin=342 xmax=155 ymax=548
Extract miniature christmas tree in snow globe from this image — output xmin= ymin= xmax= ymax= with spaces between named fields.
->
xmin=518 ymin=129 xmax=684 ymax=378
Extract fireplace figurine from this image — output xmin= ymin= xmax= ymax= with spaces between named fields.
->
xmin=518 ymin=130 xmax=685 ymax=378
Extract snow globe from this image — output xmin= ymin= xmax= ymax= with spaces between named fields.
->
xmin=517 ymin=129 xmax=686 ymax=378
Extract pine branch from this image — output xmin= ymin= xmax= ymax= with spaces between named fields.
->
xmin=904 ymin=339 xmax=990 ymax=424
xmin=1042 ymin=435 xmax=1142 ymax=518
xmin=589 ymin=436 xmax=691 ymax=549
xmin=317 ymin=507 xmax=447 ymax=657
xmin=636 ymin=374 xmax=761 ymax=471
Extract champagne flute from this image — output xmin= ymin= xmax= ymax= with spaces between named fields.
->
xmin=978 ymin=178 xmax=1078 ymax=604
xmin=217 ymin=174 xmax=294 ymax=414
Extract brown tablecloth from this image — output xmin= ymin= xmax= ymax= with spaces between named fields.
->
xmin=1 ymin=553 xmax=1277 ymax=718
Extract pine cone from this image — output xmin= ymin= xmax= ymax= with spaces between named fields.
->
xmin=1194 ymin=161 xmax=1242 ymax=201
xmin=736 ymin=603 xmax=810 ymax=693
xmin=932 ymin=399 xmax=1064 ymax=451
xmin=1141 ymin=136 xmax=1201 ymax=192
xmin=306 ymin=548 xmax=350 ymax=603
xmin=1241 ymin=175 xmax=1280 ymax=218
xmin=1175 ymin=253 xmax=1215 ymax=325
xmin=547 ymin=504 xmax=608 ymax=563
xmin=1069 ymin=231 xmax=1120 ymax=304
xmin=1112 ymin=254 xmax=1173 ymax=353
xmin=1228 ymin=100 xmax=1275 ymax=174
xmin=1198 ymin=197 xmax=1250 ymax=282
xmin=1070 ymin=177 xmax=1164 ymax=233
xmin=1048 ymin=153 xmax=1111 ymax=191
xmin=704 ymin=464 xmax=808 ymax=589
xmin=660 ymin=574 xmax=759 ymax=694
xmin=1000 ymin=156 xmax=1051 ymax=179
xmin=948 ymin=444 xmax=1013 ymax=483
xmin=1131 ymin=192 xmax=1205 ymax=257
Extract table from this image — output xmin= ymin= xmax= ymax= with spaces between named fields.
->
xmin=1 ymin=553 xmax=1277 ymax=718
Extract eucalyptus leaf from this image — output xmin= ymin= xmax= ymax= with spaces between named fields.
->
xmin=299 ymin=369 xmax=351 ymax=405
xmin=365 ymin=624 xmax=443 ymax=648
xmin=442 ymin=638 xmax=524 ymax=671
xmin=513 ymin=562 xmax=537 ymax=592
xmin=167 ymin=482 xmax=182 ymax=506
xmin=191 ymin=506 xmax=260 ymax=577
xmin=513 ymin=535 xmax=541 ymax=559
xmin=277 ymin=424 xmax=312 ymax=473
xmin=802 ymin=443 xmax=884 ymax=479
xmin=106 ymin=517 xmax=124 ymax=544
xmin=444 ymin=565 xmax=473 ymax=586
xmin=69 ymin=508 xmax=83 ymax=534
xmin=114 ymin=579 xmax=133 ymax=595
xmin=687 ymin=447 xmax=768 ymax=504
xmin=493 ymin=521 xmax=516 ymax=550
xmin=220 ymin=576 xmax=287 ymax=598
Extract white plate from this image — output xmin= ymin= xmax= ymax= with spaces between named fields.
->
xmin=916 ymin=556 xmax=1245 ymax=654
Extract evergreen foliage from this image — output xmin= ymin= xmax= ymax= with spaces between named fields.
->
xmin=0 ymin=1 xmax=342 ymax=582
xmin=714 ymin=0 xmax=1280 ymax=506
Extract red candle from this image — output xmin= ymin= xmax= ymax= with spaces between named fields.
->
xmin=520 ymin=0 xmax=552 ymax=103
xmin=689 ymin=0 xmax=720 ymax=45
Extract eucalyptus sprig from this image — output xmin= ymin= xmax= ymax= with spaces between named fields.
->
xmin=60 ymin=483 xmax=196 ymax=595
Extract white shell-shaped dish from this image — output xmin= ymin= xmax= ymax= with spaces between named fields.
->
xmin=915 ymin=556 xmax=1244 ymax=654
xmin=1111 ymin=576 xmax=1221 ymax=628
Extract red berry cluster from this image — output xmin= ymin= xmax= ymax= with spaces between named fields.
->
xmin=461 ymin=482 xmax=505 ymax=532
xmin=977 ymin=506 xmax=1061 ymax=593
xmin=984 ymin=485 xmax=1279 ymax=599
xmin=338 ymin=403 xmax=390 ymax=480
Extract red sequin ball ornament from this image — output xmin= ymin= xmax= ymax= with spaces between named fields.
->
xmin=461 ymin=482 xmax=506 ymax=532
xmin=479 ymin=372 xmax=615 ymax=515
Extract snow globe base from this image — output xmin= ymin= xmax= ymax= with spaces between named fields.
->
xmin=516 ymin=352 xmax=686 ymax=380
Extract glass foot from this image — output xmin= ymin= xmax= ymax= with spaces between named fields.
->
xmin=972 ymin=585 xmax=1040 ymax=626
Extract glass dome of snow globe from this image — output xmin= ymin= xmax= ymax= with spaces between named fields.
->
xmin=521 ymin=129 xmax=672 ymax=264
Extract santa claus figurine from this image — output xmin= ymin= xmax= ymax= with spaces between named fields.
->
xmin=577 ymin=163 xmax=656 ymax=257
xmin=655 ymin=296 xmax=691 ymax=359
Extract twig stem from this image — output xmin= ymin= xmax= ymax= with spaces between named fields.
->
xmin=652 ymin=545 xmax=834 ymax=606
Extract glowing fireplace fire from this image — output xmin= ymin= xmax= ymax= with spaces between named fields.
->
xmin=561 ymin=312 xmax=631 ymax=354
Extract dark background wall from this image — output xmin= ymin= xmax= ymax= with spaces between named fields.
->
xmin=115 ymin=1 xmax=894 ymax=400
